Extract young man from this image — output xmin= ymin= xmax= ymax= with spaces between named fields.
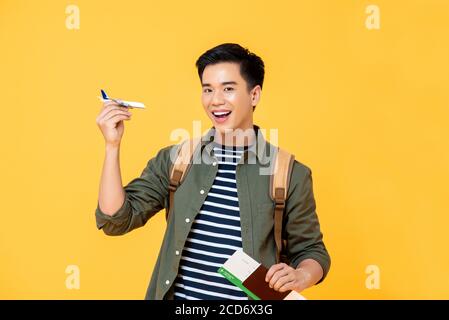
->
xmin=95 ymin=43 xmax=330 ymax=300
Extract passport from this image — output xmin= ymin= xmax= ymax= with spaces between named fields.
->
xmin=218 ymin=249 xmax=306 ymax=300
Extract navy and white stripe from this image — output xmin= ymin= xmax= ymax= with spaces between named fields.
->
xmin=174 ymin=143 xmax=249 ymax=300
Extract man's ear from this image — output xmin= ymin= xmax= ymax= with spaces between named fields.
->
xmin=250 ymin=85 xmax=262 ymax=107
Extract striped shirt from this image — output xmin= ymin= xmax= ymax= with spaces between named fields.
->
xmin=173 ymin=142 xmax=251 ymax=300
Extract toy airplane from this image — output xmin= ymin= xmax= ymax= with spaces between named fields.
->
xmin=99 ymin=89 xmax=146 ymax=109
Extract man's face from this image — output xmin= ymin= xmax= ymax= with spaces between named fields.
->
xmin=201 ymin=62 xmax=260 ymax=134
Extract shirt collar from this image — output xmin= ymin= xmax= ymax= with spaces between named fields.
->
xmin=199 ymin=124 xmax=276 ymax=166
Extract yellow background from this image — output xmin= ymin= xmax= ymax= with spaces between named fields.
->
xmin=1 ymin=0 xmax=448 ymax=299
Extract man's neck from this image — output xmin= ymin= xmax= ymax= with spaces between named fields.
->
xmin=214 ymin=125 xmax=256 ymax=147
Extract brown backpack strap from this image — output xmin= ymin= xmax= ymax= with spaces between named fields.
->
xmin=167 ymin=137 xmax=202 ymax=220
xmin=270 ymin=147 xmax=295 ymax=264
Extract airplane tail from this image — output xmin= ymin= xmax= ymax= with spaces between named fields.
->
xmin=100 ymin=89 xmax=109 ymax=100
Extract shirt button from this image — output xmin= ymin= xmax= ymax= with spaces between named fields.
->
xmin=212 ymin=161 xmax=217 ymax=166
xmin=175 ymin=250 xmax=180 ymax=255
xmin=165 ymin=280 xmax=170 ymax=285
xmin=185 ymin=218 xmax=190 ymax=223
xmin=200 ymin=189 xmax=205 ymax=194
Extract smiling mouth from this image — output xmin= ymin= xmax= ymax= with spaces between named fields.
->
xmin=212 ymin=111 xmax=232 ymax=118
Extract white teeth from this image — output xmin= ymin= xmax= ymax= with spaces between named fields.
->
xmin=212 ymin=111 xmax=231 ymax=116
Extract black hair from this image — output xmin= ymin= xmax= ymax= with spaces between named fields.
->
xmin=195 ymin=43 xmax=265 ymax=91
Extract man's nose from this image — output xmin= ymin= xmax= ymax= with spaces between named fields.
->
xmin=211 ymin=91 xmax=225 ymax=106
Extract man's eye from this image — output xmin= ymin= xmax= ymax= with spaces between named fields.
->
xmin=224 ymin=87 xmax=234 ymax=92
xmin=203 ymin=88 xmax=212 ymax=93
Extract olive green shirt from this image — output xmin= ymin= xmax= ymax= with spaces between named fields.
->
xmin=95 ymin=125 xmax=331 ymax=300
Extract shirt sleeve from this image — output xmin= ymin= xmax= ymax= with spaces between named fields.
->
xmin=94 ymin=144 xmax=175 ymax=236
xmin=284 ymin=162 xmax=331 ymax=283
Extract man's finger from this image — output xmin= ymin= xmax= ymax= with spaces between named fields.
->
xmin=265 ymin=263 xmax=287 ymax=282
xmin=269 ymin=268 xmax=290 ymax=289
xmin=278 ymin=279 xmax=295 ymax=293
xmin=98 ymin=106 xmax=130 ymax=122
xmin=273 ymin=273 xmax=294 ymax=291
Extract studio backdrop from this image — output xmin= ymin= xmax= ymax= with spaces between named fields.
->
xmin=1 ymin=0 xmax=448 ymax=299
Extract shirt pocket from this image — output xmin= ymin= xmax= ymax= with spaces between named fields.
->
xmin=256 ymin=202 xmax=275 ymax=235
xmin=255 ymin=202 xmax=277 ymax=266
xmin=257 ymin=202 xmax=275 ymax=216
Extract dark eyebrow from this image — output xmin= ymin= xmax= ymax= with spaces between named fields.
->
xmin=201 ymin=81 xmax=238 ymax=87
